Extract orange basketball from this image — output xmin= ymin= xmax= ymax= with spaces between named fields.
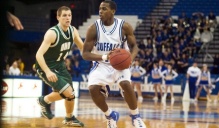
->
xmin=109 ymin=49 xmax=131 ymax=70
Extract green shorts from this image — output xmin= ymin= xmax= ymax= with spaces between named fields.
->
xmin=37 ymin=67 xmax=73 ymax=93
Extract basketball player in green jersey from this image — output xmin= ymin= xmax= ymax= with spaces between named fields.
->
xmin=35 ymin=6 xmax=84 ymax=127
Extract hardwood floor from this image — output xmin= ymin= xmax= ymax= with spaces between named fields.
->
xmin=1 ymin=96 xmax=219 ymax=128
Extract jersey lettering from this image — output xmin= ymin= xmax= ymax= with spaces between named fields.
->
xmin=60 ymin=42 xmax=71 ymax=51
xmin=95 ymin=42 xmax=120 ymax=51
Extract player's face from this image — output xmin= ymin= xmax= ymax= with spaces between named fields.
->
xmin=99 ymin=2 xmax=114 ymax=22
xmin=58 ymin=10 xmax=72 ymax=28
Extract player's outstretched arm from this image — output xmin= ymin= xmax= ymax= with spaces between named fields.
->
xmin=123 ymin=22 xmax=139 ymax=61
xmin=82 ymin=24 xmax=105 ymax=61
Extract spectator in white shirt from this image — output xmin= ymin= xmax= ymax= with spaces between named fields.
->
xmin=187 ymin=62 xmax=201 ymax=102
xmin=9 ymin=61 xmax=21 ymax=75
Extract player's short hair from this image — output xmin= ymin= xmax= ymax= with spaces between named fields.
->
xmin=103 ymin=0 xmax=117 ymax=11
xmin=57 ymin=6 xmax=71 ymax=16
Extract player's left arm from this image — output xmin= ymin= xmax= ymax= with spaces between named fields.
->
xmin=72 ymin=26 xmax=84 ymax=52
xmin=123 ymin=22 xmax=139 ymax=61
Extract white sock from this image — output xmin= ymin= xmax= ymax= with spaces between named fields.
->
xmin=104 ymin=108 xmax=112 ymax=116
xmin=44 ymin=96 xmax=51 ymax=104
xmin=130 ymin=108 xmax=139 ymax=115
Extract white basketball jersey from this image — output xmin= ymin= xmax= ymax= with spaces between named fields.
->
xmin=93 ymin=18 xmax=129 ymax=64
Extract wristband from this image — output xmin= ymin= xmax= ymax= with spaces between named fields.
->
xmin=102 ymin=55 xmax=108 ymax=61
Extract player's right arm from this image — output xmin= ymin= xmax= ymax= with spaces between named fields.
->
xmin=82 ymin=24 xmax=105 ymax=61
xmin=36 ymin=30 xmax=58 ymax=82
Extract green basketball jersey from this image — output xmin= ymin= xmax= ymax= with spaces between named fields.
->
xmin=36 ymin=24 xmax=74 ymax=70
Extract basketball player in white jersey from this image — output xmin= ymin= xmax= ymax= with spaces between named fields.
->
xmin=82 ymin=1 xmax=146 ymax=128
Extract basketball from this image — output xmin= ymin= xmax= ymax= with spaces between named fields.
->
xmin=109 ymin=49 xmax=131 ymax=70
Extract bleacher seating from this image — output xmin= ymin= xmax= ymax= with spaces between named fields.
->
xmin=114 ymin=0 xmax=159 ymax=19
xmin=171 ymin=0 xmax=219 ymax=16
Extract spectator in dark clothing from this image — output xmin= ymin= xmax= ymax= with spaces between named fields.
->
xmin=179 ymin=12 xmax=187 ymax=21
xmin=208 ymin=11 xmax=216 ymax=21
xmin=211 ymin=54 xmax=219 ymax=74
xmin=72 ymin=46 xmax=82 ymax=61
xmin=213 ymin=54 xmax=219 ymax=67
xmin=146 ymin=38 xmax=153 ymax=53
xmin=143 ymin=51 xmax=153 ymax=73
xmin=195 ymin=39 xmax=202 ymax=54
xmin=177 ymin=53 xmax=189 ymax=74
xmin=172 ymin=49 xmax=181 ymax=63
xmin=162 ymin=50 xmax=172 ymax=65
xmin=179 ymin=38 xmax=187 ymax=53
xmin=137 ymin=49 xmax=146 ymax=65
xmin=162 ymin=29 xmax=170 ymax=48
xmin=155 ymin=31 xmax=163 ymax=55
xmin=73 ymin=60 xmax=81 ymax=77
xmin=186 ymin=40 xmax=196 ymax=58
xmin=138 ymin=40 xmax=146 ymax=50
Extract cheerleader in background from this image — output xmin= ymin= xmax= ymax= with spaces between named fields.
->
xmin=195 ymin=64 xmax=212 ymax=102
xmin=130 ymin=60 xmax=146 ymax=102
xmin=160 ymin=63 xmax=178 ymax=104
xmin=151 ymin=63 xmax=163 ymax=101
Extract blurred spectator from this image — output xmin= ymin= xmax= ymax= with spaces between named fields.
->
xmin=9 ymin=61 xmax=20 ymax=75
xmin=179 ymin=12 xmax=188 ymax=21
xmin=211 ymin=54 xmax=219 ymax=74
xmin=72 ymin=45 xmax=82 ymax=61
xmin=138 ymin=40 xmax=146 ymax=50
xmin=177 ymin=53 xmax=189 ymax=74
xmin=3 ymin=55 xmax=9 ymax=71
xmin=161 ymin=29 xmax=170 ymax=48
xmin=145 ymin=38 xmax=153 ymax=53
xmin=32 ymin=64 xmax=37 ymax=76
xmin=186 ymin=40 xmax=196 ymax=58
xmin=155 ymin=30 xmax=163 ymax=56
xmin=3 ymin=64 xmax=10 ymax=75
xmin=194 ymin=39 xmax=202 ymax=54
xmin=172 ymin=49 xmax=181 ymax=63
xmin=16 ymin=57 xmax=25 ymax=75
xmin=161 ymin=50 xmax=171 ymax=64
xmin=73 ymin=61 xmax=81 ymax=77
xmin=65 ymin=58 xmax=73 ymax=76
xmin=208 ymin=11 xmax=216 ymax=21
xmin=207 ymin=11 xmax=217 ymax=33
xmin=143 ymin=51 xmax=153 ymax=73
xmin=213 ymin=54 xmax=219 ymax=67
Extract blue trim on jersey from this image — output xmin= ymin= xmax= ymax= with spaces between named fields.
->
xmin=109 ymin=18 xmax=118 ymax=34
xmin=100 ymin=21 xmax=106 ymax=33
xmin=119 ymin=20 xmax=125 ymax=42
xmin=95 ymin=21 xmax=100 ymax=42
xmin=90 ymin=61 xmax=99 ymax=73
xmin=100 ymin=18 xmax=117 ymax=34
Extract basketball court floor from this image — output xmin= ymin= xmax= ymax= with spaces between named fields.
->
xmin=1 ymin=95 xmax=219 ymax=128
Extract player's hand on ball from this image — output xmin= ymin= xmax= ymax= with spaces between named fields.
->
xmin=108 ymin=48 xmax=118 ymax=59
xmin=46 ymin=70 xmax=58 ymax=82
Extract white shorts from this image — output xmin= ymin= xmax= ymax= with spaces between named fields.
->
xmin=88 ymin=62 xmax=131 ymax=87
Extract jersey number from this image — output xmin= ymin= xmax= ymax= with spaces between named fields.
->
xmin=56 ymin=52 xmax=69 ymax=61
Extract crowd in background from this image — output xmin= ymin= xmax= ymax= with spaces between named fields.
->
xmin=2 ymin=11 xmax=218 ymax=77
xmin=136 ymin=11 xmax=218 ymax=75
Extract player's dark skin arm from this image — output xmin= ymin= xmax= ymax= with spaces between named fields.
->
xmin=82 ymin=24 xmax=104 ymax=61
xmin=122 ymin=22 xmax=139 ymax=61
